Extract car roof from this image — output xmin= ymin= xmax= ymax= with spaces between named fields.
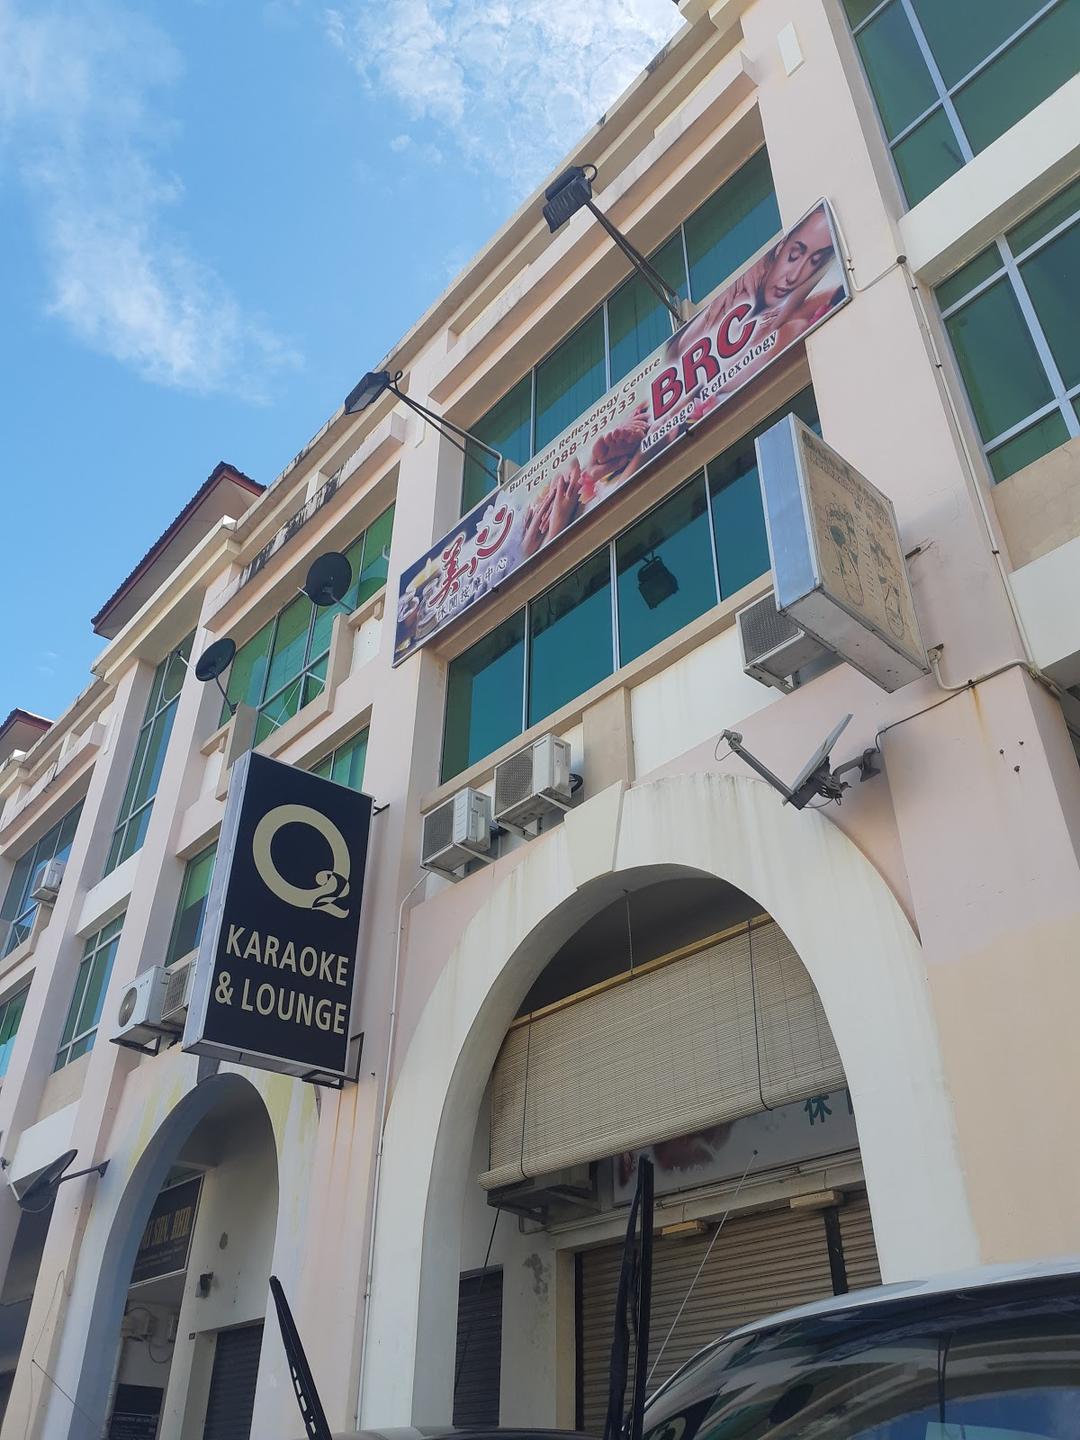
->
xmin=722 ymin=1253 xmax=1080 ymax=1340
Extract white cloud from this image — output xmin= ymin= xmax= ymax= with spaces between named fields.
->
xmin=0 ymin=0 xmax=299 ymax=400
xmin=323 ymin=0 xmax=681 ymax=193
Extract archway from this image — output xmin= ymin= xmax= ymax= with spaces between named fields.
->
xmin=41 ymin=1070 xmax=282 ymax=1439
xmin=362 ymin=773 xmax=977 ymax=1426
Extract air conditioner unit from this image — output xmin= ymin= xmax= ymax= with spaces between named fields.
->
xmin=737 ymin=592 xmax=831 ymax=692
xmin=488 ymin=1162 xmax=596 ymax=1220
xmin=30 ymin=858 xmax=66 ymax=905
xmin=112 ymin=967 xmax=170 ymax=1047
xmin=493 ymin=735 xmax=573 ymax=829
xmin=421 ymin=788 xmax=492 ymax=878
xmin=159 ymin=956 xmax=196 ymax=1029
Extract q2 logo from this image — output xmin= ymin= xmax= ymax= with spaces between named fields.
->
xmin=252 ymin=804 xmax=351 ymax=919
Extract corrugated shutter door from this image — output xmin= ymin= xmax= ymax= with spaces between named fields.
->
xmin=578 ymin=1205 xmax=836 ymax=1435
xmin=483 ymin=921 xmax=845 ymax=1189
xmin=202 ymin=1322 xmax=263 ymax=1440
xmin=454 ymin=1269 xmax=503 ymax=1427
xmin=839 ymin=1192 xmax=881 ymax=1291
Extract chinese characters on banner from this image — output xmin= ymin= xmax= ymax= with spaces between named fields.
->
xmin=394 ymin=200 xmax=851 ymax=663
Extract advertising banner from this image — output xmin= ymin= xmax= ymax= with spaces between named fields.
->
xmin=183 ymin=752 xmax=373 ymax=1081
xmin=130 ymin=1175 xmax=202 ymax=1285
xmin=756 ymin=414 xmax=928 ymax=690
xmin=394 ymin=199 xmax=850 ymax=663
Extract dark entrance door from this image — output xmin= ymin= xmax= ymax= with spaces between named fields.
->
xmin=202 ymin=1321 xmax=264 ymax=1440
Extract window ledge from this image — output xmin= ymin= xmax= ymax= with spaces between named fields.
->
xmin=0 ymin=926 xmax=39 ymax=986
xmin=200 ymin=718 xmax=231 ymax=758
xmin=421 ymin=570 xmax=772 ymax=813
xmin=346 ymin=587 xmax=386 ymax=630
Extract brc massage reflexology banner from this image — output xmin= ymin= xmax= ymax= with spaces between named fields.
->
xmin=394 ymin=200 xmax=850 ymax=664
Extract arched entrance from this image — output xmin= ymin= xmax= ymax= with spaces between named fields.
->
xmin=25 ymin=1066 xmax=300 ymax=1440
xmin=362 ymin=773 xmax=977 ymax=1427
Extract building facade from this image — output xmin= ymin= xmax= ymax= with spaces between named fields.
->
xmin=1 ymin=0 xmax=1079 ymax=1435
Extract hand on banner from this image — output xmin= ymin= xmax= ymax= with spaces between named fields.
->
xmin=588 ymin=403 xmax=650 ymax=477
xmin=521 ymin=460 xmax=582 ymax=558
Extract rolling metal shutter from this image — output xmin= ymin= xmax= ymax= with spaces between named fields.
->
xmin=454 ymin=1268 xmax=503 ymax=1427
xmin=577 ymin=1205 xmax=836 ymax=1435
xmin=484 ymin=920 xmax=844 ymax=1190
xmin=838 ymin=1191 xmax=882 ymax=1291
xmin=202 ymin=1322 xmax=264 ymax=1440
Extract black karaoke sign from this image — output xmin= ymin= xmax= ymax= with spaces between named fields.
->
xmin=183 ymin=751 xmax=373 ymax=1080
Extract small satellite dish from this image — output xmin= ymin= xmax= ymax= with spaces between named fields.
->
xmin=195 ymin=637 xmax=236 ymax=684
xmin=785 ymin=713 xmax=852 ymax=809
xmin=194 ymin=637 xmax=238 ymax=716
xmin=720 ymin=713 xmax=859 ymax=811
xmin=16 ymin=1150 xmax=78 ymax=1213
xmin=303 ymin=553 xmax=352 ymax=609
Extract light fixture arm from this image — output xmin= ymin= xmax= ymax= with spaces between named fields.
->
xmin=584 ymin=198 xmax=683 ymax=328
xmin=386 ymin=376 xmax=505 ymax=489
xmin=58 ymin=1160 xmax=109 ymax=1186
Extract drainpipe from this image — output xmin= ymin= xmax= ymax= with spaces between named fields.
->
xmin=355 ymin=872 xmax=427 ymax=1429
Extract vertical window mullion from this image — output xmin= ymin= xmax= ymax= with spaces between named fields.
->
xmin=896 ymin=0 xmax=974 ymax=162
xmin=259 ymin=615 xmax=280 ymax=708
xmin=1002 ymin=247 xmax=1076 ymax=411
xmin=602 ymin=301 xmax=612 ymax=392
xmin=529 ymin=368 xmax=538 ymax=459
xmin=521 ymin=604 xmax=532 ymax=733
xmin=609 ymin=541 xmax=621 ymax=671
xmin=702 ymin=468 xmax=723 ymax=604
xmin=679 ymin=222 xmax=692 ymax=309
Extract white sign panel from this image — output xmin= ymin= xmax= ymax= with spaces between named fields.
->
xmin=756 ymin=415 xmax=928 ymax=690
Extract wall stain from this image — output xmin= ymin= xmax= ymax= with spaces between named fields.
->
xmin=523 ymin=1252 xmax=549 ymax=1299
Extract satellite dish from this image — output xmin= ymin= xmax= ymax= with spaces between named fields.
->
xmin=16 ymin=1150 xmax=78 ymax=1213
xmin=303 ymin=552 xmax=352 ymax=609
xmin=785 ymin=713 xmax=852 ymax=809
xmin=14 ymin=1150 xmax=109 ymax=1214
xmin=195 ymin=637 xmax=236 ymax=684
xmin=194 ymin=637 xmax=238 ymax=716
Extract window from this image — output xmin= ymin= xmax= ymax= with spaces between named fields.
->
xmin=0 ymin=986 xmax=29 ymax=1079
xmin=844 ymin=0 xmax=1080 ymax=207
xmin=442 ymin=388 xmax=818 ymax=780
xmin=223 ymin=505 xmax=395 ymax=742
xmin=1 ymin=801 xmax=84 ymax=957
xmin=936 ymin=177 xmax=1080 ymax=482
xmin=311 ymin=728 xmax=369 ymax=791
xmin=165 ymin=844 xmax=217 ymax=967
xmin=55 ymin=915 xmax=124 ymax=1069
xmin=106 ymin=638 xmax=192 ymax=875
xmin=461 ymin=150 xmax=781 ymax=513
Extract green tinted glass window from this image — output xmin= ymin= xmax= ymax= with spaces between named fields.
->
xmin=945 ymin=279 xmax=1054 ymax=440
xmin=534 ymin=312 xmax=606 ymax=453
xmin=106 ymin=636 xmax=192 ymax=876
xmin=892 ymin=108 xmax=965 ymax=207
xmin=166 ymin=844 xmax=217 ymax=966
xmin=265 ymin=595 xmax=314 ymax=700
xmin=936 ymin=247 xmax=1001 ymax=311
xmin=0 ymin=986 xmax=28 ymax=1078
xmin=953 ymin=1 xmax=1080 ymax=157
xmin=356 ymin=503 xmax=395 ymax=605
xmin=988 ymin=410 xmax=1071 ymax=482
xmin=1009 ymin=176 xmax=1080 ymax=254
xmin=855 ymin=1 xmax=937 ymax=139
xmin=616 ymin=479 xmax=716 ymax=666
xmin=684 ymin=150 xmax=781 ymax=302
xmin=1020 ymin=219 xmax=1080 ymax=389
xmin=608 ymin=236 xmax=688 ymax=385
xmin=1 ymin=801 xmax=83 ymax=957
xmin=528 ymin=551 xmax=613 ymax=726
xmin=910 ymin=0 xmax=1045 ymax=87
xmin=463 ymin=378 xmax=532 ymax=513
xmin=710 ymin=388 xmax=820 ymax=599
xmin=442 ymin=613 xmax=526 ymax=782
xmin=313 ymin=728 xmax=369 ymax=791
xmin=55 ymin=915 xmax=124 ymax=1070
xmin=222 ymin=620 xmax=273 ymax=722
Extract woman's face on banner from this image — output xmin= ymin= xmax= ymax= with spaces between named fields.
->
xmin=760 ymin=210 xmax=835 ymax=309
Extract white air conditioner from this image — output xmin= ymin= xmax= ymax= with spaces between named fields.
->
xmin=737 ymin=592 xmax=832 ymax=692
xmin=421 ymin=788 xmax=492 ymax=878
xmin=488 ymin=1162 xmax=596 ymax=1218
xmin=493 ymin=735 xmax=573 ymax=829
xmin=112 ymin=966 xmax=170 ymax=1047
xmin=30 ymin=858 xmax=66 ymax=905
xmin=160 ymin=956 xmax=196 ymax=1029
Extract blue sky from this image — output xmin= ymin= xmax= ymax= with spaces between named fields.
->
xmin=0 ymin=0 xmax=679 ymax=722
